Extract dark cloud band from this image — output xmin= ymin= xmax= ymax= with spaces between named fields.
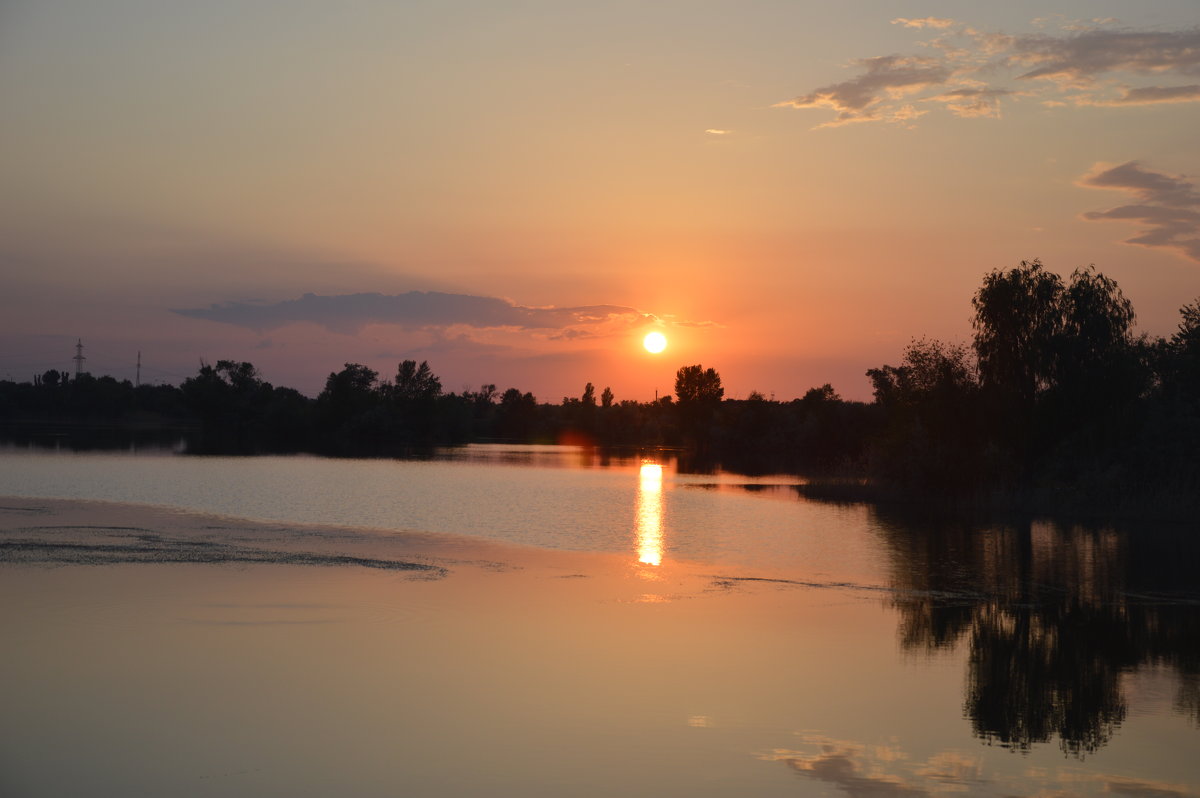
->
xmin=173 ymin=291 xmax=666 ymax=336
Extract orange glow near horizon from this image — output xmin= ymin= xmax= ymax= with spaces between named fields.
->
xmin=635 ymin=463 xmax=664 ymax=566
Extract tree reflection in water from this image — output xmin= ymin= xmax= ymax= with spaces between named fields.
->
xmin=869 ymin=507 xmax=1200 ymax=755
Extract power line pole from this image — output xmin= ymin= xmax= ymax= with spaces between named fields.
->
xmin=73 ymin=338 xmax=86 ymax=378
xmin=136 ymin=351 xmax=141 ymax=388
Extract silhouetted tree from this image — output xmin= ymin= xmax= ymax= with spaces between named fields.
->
xmin=1052 ymin=267 xmax=1143 ymax=411
xmin=866 ymin=339 xmax=982 ymax=491
xmin=459 ymin=384 xmax=499 ymax=438
xmin=386 ymin=360 xmax=445 ymax=447
xmin=1059 ymin=269 xmax=1135 ymax=365
xmin=496 ymin=387 xmax=540 ymax=441
xmin=1161 ymin=298 xmax=1200 ymax=403
xmin=214 ymin=360 xmax=262 ymax=393
xmin=316 ymin=363 xmax=382 ymax=450
xmin=674 ymin=365 xmax=723 ymax=452
xmin=965 ymin=261 xmax=1154 ymax=488
xmin=972 ymin=260 xmax=1064 ymax=405
xmin=557 ymin=382 xmax=600 ymax=442
xmin=392 ymin=360 xmax=441 ymax=401
xmin=801 ymin=384 xmax=838 ymax=404
xmin=471 ymin=384 xmax=498 ymax=405
xmin=867 ymin=340 xmax=975 ymax=409
xmin=321 ymin=363 xmax=378 ymax=413
xmin=674 ymin=365 xmax=723 ymax=405
xmin=179 ymin=360 xmax=308 ymax=452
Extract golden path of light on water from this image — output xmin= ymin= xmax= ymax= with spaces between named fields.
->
xmin=635 ymin=463 xmax=664 ymax=566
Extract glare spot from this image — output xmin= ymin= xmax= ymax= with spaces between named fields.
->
xmin=643 ymin=332 xmax=668 ymax=354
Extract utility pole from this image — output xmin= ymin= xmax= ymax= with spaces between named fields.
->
xmin=136 ymin=351 xmax=141 ymax=388
xmin=73 ymin=338 xmax=86 ymax=378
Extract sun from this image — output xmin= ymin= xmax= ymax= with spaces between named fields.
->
xmin=643 ymin=331 xmax=668 ymax=354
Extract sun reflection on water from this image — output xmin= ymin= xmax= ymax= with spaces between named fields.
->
xmin=635 ymin=463 xmax=664 ymax=566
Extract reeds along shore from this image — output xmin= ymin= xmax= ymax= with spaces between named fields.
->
xmin=3 ymin=262 xmax=1199 ymax=518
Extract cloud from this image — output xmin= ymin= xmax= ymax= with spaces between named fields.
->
xmin=1079 ymin=161 xmax=1200 ymax=263
xmin=1087 ymin=84 xmax=1200 ymax=105
xmin=1080 ymin=161 xmax=1200 ymax=205
xmin=705 ymin=128 xmax=731 ymax=135
xmin=774 ymin=55 xmax=951 ymax=127
xmin=1008 ymin=28 xmax=1200 ymax=85
xmin=777 ymin=21 xmax=1200 ymax=127
xmin=889 ymin=104 xmax=926 ymax=125
xmin=173 ymin=290 xmax=708 ymax=340
xmin=375 ymin=331 xmax=516 ymax=361
xmin=925 ymin=86 xmax=1016 ymax=117
xmin=892 ymin=17 xmax=955 ymax=30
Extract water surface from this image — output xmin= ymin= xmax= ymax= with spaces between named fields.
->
xmin=0 ymin=444 xmax=877 ymax=576
xmin=1 ymin=445 xmax=1197 ymax=796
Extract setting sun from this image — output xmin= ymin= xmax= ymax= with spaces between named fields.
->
xmin=643 ymin=331 xmax=667 ymax=354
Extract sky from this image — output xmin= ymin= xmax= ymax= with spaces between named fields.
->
xmin=2 ymin=0 xmax=1198 ymax=401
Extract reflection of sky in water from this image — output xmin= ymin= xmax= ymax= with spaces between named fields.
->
xmin=5 ymin=553 xmax=1194 ymax=798
xmin=635 ymin=463 xmax=663 ymax=566
xmin=765 ymin=731 xmax=1200 ymax=797
xmin=0 ymin=446 xmax=879 ymax=576
xmin=1 ymin=445 xmax=1198 ymax=795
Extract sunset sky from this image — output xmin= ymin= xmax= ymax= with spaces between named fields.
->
xmin=2 ymin=0 xmax=1198 ymax=401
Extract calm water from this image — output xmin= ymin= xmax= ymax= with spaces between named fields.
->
xmin=1 ymin=445 xmax=1198 ymax=797
xmin=0 ymin=445 xmax=877 ymax=576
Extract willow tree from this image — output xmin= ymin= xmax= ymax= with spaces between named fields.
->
xmin=971 ymin=260 xmax=1138 ymax=407
xmin=971 ymin=260 xmax=1144 ymax=477
xmin=971 ymin=260 xmax=1064 ymax=405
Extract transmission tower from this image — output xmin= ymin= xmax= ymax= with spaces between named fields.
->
xmin=73 ymin=338 xmax=86 ymax=377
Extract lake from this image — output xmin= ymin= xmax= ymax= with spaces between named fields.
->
xmin=1 ymin=444 xmax=1197 ymax=797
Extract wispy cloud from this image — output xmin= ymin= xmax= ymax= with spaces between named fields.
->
xmin=1079 ymin=161 xmax=1200 ymax=263
xmin=705 ymin=128 xmax=731 ymax=135
xmin=774 ymin=55 xmax=951 ymax=127
xmin=1007 ymin=28 xmax=1200 ymax=85
xmin=891 ymin=17 xmax=955 ymax=30
xmin=173 ymin=290 xmax=707 ymax=340
xmin=778 ymin=21 xmax=1200 ymax=127
xmin=925 ymin=86 xmax=1017 ymax=118
xmin=1084 ymin=84 xmax=1200 ymax=105
xmin=669 ymin=318 xmax=722 ymax=329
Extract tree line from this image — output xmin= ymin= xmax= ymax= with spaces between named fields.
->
xmin=861 ymin=260 xmax=1200 ymax=514
xmin=3 ymin=260 xmax=1198 ymax=515
xmin=0 ymin=351 xmax=872 ymax=469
